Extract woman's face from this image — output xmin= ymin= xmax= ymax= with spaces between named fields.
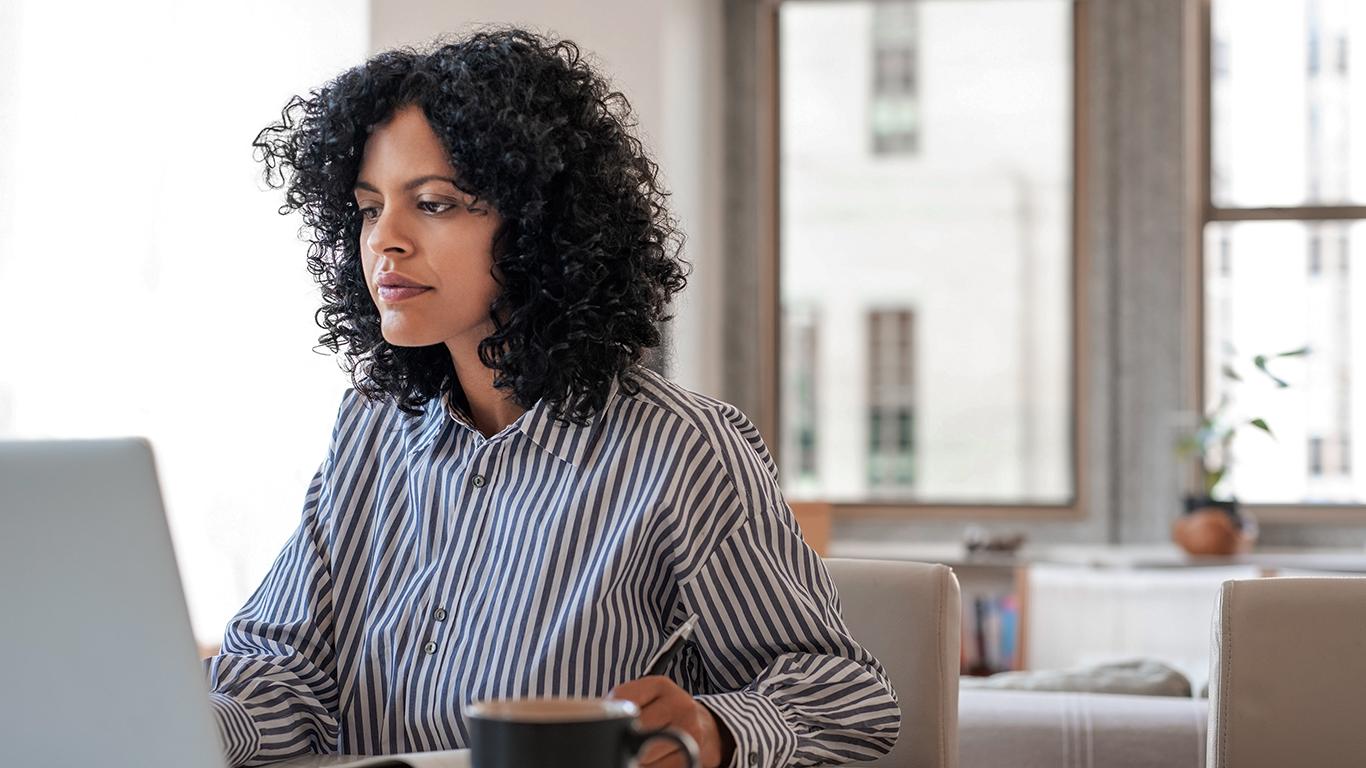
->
xmin=354 ymin=105 xmax=505 ymax=354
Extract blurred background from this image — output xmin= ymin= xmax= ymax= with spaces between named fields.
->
xmin=0 ymin=0 xmax=727 ymax=644
xmin=3 ymin=0 xmax=1364 ymax=657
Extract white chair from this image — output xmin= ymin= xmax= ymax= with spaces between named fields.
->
xmin=824 ymin=558 xmax=960 ymax=768
xmin=1207 ymin=576 xmax=1366 ymax=768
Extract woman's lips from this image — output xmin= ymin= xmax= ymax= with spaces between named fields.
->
xmin=378 ymin=285 xmax=431 ymax=302
xmin=375 ymin=274 xmax=431 ymax=303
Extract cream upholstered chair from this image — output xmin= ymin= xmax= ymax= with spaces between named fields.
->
xmin=824 ymin=558 xmax=960 ymax=768
xmin=1207 ymin=576 xmax=1366 ymax=768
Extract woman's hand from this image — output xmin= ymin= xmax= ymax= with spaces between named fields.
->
xmin=610 ymin=676 xmax=736 ymax=768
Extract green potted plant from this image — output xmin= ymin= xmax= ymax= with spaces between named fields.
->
xmin=1173 ymin=347 xmax=1308 ymax=555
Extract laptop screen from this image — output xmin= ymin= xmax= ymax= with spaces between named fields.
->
xmin=0 ymin=438 xmax=224 ymax=768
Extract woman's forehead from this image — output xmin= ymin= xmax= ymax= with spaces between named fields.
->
xmin=356 ymin=106 xmax=457 ymax=187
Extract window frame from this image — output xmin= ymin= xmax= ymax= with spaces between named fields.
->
xmin=762 ymin=0 xmax=1092 ymax=519
xmin=1196 ymin=0 xmax=1366 ymax=523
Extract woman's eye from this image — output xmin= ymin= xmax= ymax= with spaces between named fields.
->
xmin=417 ymin=200 xmax=457 ymax=214
xmin=357 ymin=205 xmax=381 ymax=222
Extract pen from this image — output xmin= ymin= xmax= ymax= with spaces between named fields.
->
xmin=644 ymin=614 xmax=700 ymax=676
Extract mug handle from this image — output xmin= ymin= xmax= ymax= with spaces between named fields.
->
xmin=627 ymin=725 xmax=700 ymax=768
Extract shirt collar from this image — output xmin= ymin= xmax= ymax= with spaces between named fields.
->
xmin=440 ymin=390 xmax=478 ymax=431
xmin=515 ymin=382 xmax=616 ymax=468
xmin=429 ymin=381 xmax=617 ymax=467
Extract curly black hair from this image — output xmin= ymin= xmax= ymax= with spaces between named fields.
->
xmin=254 ymin=29 xmax=687 ymax=424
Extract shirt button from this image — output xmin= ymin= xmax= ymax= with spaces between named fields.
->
xmin=433 ymin=608 xmax=448 ymax=622
xmin=423 ymin=641 xmax=438 ymax=655
xmin=471 ymin=474 xmax=486 ymax=488
xmin=747 ymin=752 xmax=758 ymax=765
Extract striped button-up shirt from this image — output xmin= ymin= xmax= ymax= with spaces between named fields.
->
xmin=205 ymin=370 xmax=899 ymax=767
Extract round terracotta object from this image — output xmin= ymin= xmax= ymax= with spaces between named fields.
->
xmin=1171 ymin=508 xmax=1253 ymax=556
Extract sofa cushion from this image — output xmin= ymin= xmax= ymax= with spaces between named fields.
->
xmin=961 ymin=689 xmax=1208 ymax=768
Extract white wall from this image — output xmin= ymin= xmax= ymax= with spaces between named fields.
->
xmin=371 ymin=0 xmax=727 ymax=398
xmin=0 ymin=0 xmax=368 ymax=642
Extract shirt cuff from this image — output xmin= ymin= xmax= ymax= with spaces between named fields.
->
xmin=696 ymin=689 xmax=798 ymax=768
xmin=209 ymin=691 xmax=261 ymax=768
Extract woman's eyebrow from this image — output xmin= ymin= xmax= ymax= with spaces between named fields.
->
xmin=403 ymin=175 xmax=459 ymax=191
xmin=352 ymin=176 xmax=460 ymax=193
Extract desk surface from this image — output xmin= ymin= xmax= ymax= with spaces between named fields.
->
xmin=272 ymin=750 xmax=469 ymax=768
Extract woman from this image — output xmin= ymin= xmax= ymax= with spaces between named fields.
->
xmin=207 ymin=29 xmax=898 ymax=768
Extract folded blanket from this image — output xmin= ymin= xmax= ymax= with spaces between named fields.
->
xmin=960 ymin=659 xmax=1193 ymax=698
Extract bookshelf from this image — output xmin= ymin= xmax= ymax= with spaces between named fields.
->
xmin=956 ymin=561 xmax=1027 ymax=675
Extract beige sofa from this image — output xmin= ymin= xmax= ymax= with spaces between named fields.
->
xmin=824 ymin=558 xmax=960 ymax=768
xmin=827 ymin=557 xmax=1210 ymax=768
xmin=961 ymin=689 xmax=1207 ymax=768
xmin=1207 ymin=576 xmax=1366 ymax=768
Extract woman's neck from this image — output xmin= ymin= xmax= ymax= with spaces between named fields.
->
xmin=446 ymin=340 xmax=527 ymax=439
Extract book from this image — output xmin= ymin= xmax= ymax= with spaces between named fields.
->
xmin=962 ymin=593 xmax=1020 ymax=676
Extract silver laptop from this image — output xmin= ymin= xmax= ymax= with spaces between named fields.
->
xmin=0 ymin=438 xmax=225 ymax=768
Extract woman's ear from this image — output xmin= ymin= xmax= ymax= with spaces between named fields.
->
xmin=490 ymin=219 xmax=514 ymax=261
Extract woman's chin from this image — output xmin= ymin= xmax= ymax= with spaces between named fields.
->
xmin=380 ymin=328 xmax=441 ymax=349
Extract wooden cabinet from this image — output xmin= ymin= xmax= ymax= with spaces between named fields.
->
xmin=789 ymin=501 xmax=832 ymax=556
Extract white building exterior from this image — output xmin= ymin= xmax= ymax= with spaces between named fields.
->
xmin=779 ymin=0 xmax=1073 ymax=504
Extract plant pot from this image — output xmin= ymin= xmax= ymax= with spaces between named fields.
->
xmin=1172 ymin=497 xmax=1257 ymax=556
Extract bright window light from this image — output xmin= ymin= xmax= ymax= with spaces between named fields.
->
xmin=0 ymin=0 xmax=368 ymax=642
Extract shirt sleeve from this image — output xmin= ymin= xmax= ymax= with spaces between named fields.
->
xmin=684 ymin=509 xmax=900 ymax=768
xmin=203 ymin=466 xmax=341 ymax=767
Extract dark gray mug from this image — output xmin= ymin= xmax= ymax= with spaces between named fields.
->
xmin=466 ymin=698 xmax=699 ymax=768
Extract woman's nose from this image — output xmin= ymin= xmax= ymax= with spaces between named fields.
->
xmin=366 ymin=209 xmax=413 ymax=257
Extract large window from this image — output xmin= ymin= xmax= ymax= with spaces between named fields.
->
xmin=778 ymin=0 xmax=1079 ymax=510
xmin=1203 ymin=0 xmax=1366 ymax=512
xmin=0 ymin=1 xmax=365 ymax=643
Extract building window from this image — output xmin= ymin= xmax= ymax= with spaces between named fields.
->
xmin=782 ymin=304 xmax=821 ymax=491
xmin=867 ymin=308 xmax=917 ymax=490
xmin=870 ymin=1 xmax=920 ymax=154
xmin=1203 ymin=0 xmax=1366 ymax=506
xmin=778 ymin=0 xmax=1077 ymax=508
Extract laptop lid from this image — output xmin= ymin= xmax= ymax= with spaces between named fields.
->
xmin=0 ymin=438 xmax=225 ymax=768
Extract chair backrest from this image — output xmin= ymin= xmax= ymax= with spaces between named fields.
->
xmin=824 ymin=558 xmax=960 ymax=768
xmin=1207 ymin=576 xmax=1366 ymax=768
